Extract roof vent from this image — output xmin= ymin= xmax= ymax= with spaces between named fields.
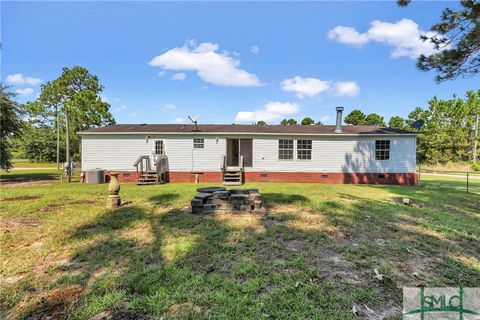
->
xmin=334 ymin=106 xmax=344 ymax=134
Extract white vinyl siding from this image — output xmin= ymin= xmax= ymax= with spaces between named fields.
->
xmin=251 ymin=136 xmax=415 ymax=173
xmin=81 ymin=134 xmax=416 ymax=173
xmin=81 ymin=135 xmax=225 ymax=172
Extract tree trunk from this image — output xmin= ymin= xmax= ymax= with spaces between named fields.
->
xmin=65 ymin=108 xmax=71 ymax=183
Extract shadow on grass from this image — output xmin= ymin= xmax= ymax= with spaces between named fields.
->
xmin=148 ymin=193 xmax=180 ymax=205
xmin=0 ymin=171 xmax=61 ymax=182
xmin=15 ymin=184 xmax=480 ymax=319
xmin=262 ymin=193 xmax=309 ymax=205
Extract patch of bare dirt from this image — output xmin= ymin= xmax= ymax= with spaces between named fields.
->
xmin=353 ymin=303 xmax=401 ymax=320
xmin=69 ymin=199 xmax=99 ymax=205
xmin=3 ymin=195 xmax=42 ymax=201
xmin=0 ymin=216 xmax=41 ymax=232
xmin=286 ymin=239 xmax=303 ymax=252
xmin=314 ymin=249 xmax=365 ymax=285
xmin=29 ymin=285 xmax=85 ymax=320
xmin=40 ymin=203 xmax=62 ymax=212
xmin=0 ymin=180 xmax=53 ymax=188
xmin=1 ymin=273 xmax=27 ymax=284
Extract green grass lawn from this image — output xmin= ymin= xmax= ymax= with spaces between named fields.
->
xmin=420 ymin=173 xmax=480 ymax=194
xmin=1 ymin=171 xmax=479 ymax=319
xmin=12 ymin=160 xmax=59 ymax=169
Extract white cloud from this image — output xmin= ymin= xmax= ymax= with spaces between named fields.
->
xmin=171 ymin=72 xmax=186 ymax=81
xmin=129 ymin=112 xmax=138 ymax=118
xmin=100 ymin=95 xmax=109 ymax=103
xmin=113 ymin=105 xmax=127 ymax=112
xmin=6 ymin=73 xmax=42 ymax=86
xmin=158 ymin=70 xmax=168 ymax=77
xmin=333 ymin=81 xmax=360 ymax=97
xmin=149 ymin=41 xmax=262 ymax=87
xmin=235 ymin=101 xmax=300 ymax=123
xmin=328 ymin=19 xmax=440 ymax=59
xmin=250 ymin=45 xmax=259 ymax=55
xmin=281 ymin=76 xmax=331 ymax=99
xmin=170 ymin=117 xmax=186 ymax=124
xmin=162 ymin=103 xmax=176 ymax=111
xmin=15 ymin=88 xmax=34 ymax=96
xmin=281 ymin=76 xmax=360 ymax=98
xmin=328 ymin=26 xmax=369 ymax=47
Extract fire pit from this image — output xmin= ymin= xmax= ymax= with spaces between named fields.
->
xmin=191 ymin=187 xmax=265 ymax=214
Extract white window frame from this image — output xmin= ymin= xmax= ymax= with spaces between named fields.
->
xmin=278 ymin=139 xmax=294 ymax=160
xmin=375 ymin=140 xmax=390 ymax=161
xmin=154 ymin=140 xmax=165 ymax=155
xmin=193 ymin=138 xmax=204 ymax=149
xmin=297 ymin=139 xmax=312 ymax=161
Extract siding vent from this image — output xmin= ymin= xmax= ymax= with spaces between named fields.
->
xmin=260 ymin=173 xmax=268 ymax=178
xmin=378 ymin=174 xmax=386 ymax=180
xmin=321 ymin=174 xmax=329 ymax=179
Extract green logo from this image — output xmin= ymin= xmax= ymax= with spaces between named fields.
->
xmin=403 ymin=287 xmax=480 ymax=320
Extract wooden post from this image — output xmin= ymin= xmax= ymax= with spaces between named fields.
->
xmin=467 ymin=172 xmax=469 ymax=193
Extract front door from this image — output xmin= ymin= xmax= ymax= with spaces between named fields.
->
xmin=226 ymin=139 xmax=252 ymax=167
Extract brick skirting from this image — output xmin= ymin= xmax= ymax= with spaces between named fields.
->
xmin=99 ymin=171 xmax=418 ymax=185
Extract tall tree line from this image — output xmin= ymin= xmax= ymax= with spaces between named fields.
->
xmin=345 ymin=89 xmax=480 ymax=164
xmin=1 ymin=66 xmax=115 ymax=172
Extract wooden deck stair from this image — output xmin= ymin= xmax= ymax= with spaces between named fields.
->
xmin=134 ymin=155 xmax=168 ymax=185
xmin=137 ymin=170 xmax=157 ymax=185
xmin=222 ymin=168 xmax=243 ymax=185
xmin=221 ymin=155 xmax=244 ymax=186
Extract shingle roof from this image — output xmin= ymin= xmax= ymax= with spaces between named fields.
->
xmin=78 ymin=124 xmax=415 ymax=135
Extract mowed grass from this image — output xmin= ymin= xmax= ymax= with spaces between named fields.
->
xmin=11 ymin=160 xmax=59 ymax=169
xmin=0 ymin=171 xmax=479 ymax=319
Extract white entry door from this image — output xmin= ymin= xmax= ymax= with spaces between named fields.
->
xmin=152 ymin=140 xmax=165 ymax=166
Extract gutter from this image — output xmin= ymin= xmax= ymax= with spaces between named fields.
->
xmin=77 ymin=131 xmax=417 ymax=137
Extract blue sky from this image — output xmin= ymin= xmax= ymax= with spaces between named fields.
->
xmin=2 ymin=1 xmax=477 ymax=125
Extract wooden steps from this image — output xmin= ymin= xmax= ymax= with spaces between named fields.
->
xmin=137 ymin=171 xmax=157 ymax=185
xmin=222 ymin=169 xmax=243 ymax=186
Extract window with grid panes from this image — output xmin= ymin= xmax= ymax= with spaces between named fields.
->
xmin=297 ymin=140 xmax=312 ymax=160
xmin=154 ymin=140 xmax=164 ymax=155
xmin=193 ymin=138 xmax=204 ymax=149
xmin=375 ymin=140 xmax=390 ymax=160
xmin=278 ymin=139 xmax=294 ymax=160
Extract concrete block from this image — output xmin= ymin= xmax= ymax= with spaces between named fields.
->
xmin=230 ymin=194 xmax=249 ymax=200
xmin=192 ymin=206 xmax=204 ymax=214
xmin=191 ymin=199 xmax=203 ymax=207
xmin=212 ymin=191 xmax=230 ymax=199
xmin=230 ymin=189 xmax=250 ymax=195
xmin=203 ymin=204 xmax=216 ymax=214
xmin=195 ymin=193 xmax=212 ymax=201
xmin=197 ymin=187 xmax=226 ymax=193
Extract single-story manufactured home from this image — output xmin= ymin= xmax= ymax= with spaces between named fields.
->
xmin=78 ymin=108 xmax=418 ymax=185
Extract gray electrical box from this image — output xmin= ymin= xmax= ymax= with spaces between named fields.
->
xmin=86 ymin=169 xmax=105 ymax=184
